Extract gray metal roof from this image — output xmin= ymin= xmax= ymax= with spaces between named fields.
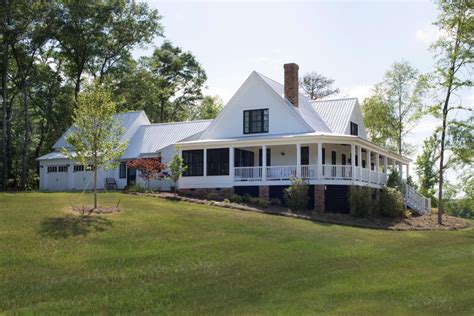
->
xmin=122 ymin=120 xmax=212 ymax=159
xmin=312 ymin=98 xmax=358 ymax=134
xmin=256 ymin=72 xmax=332 ymax=133
xmin=53 ymin=111 xmax=150 ymax=149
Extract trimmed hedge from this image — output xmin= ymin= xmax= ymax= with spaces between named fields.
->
xmin=378 ymin=187 xmax=405 ymax=218
xmin=349 ymin=186 xmax=373 ymax=217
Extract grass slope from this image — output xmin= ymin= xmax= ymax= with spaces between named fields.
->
xmin=1 ymin=192 xmax=473 ymax=315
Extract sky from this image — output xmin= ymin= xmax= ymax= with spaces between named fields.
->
xmin=134 ymin=0 xmax=472 ymax=184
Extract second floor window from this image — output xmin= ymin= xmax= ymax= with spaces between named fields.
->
xmin=243 ymin=109 xmax=269 ymax=134
xmin=350 ymin=122 xmax=359 ymax=136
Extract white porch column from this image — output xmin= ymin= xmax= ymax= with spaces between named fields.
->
xmin=203 ymin=148 xmax=207 ymax=176
xmin=406 ymin=164 xmax=409 ymax=179
xmin=262 ymin=145 xmax=267 ymax=181
xmin=357 ymin=146 xmax=362 ymax=177
xmin=317 ymin=142 xmax=322 ymax=179
xmin=375 ymin=153 xmax=380 ymax=184
xmin=351 ymin=144 xmax=356 ymax=181
xmin=367 ymin=149 xmax=372 ymax=171
xmin=229 ymin=147 xmax=234 ymax=180
xmin=296 ymin=143 xmax=301 ymax=178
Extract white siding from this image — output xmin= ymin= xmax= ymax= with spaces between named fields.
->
xmin=200 ymin=72 xmax=312 ymax=140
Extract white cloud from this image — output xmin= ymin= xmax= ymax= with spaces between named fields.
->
xmin=415 ymin=24 xmax=440 ymax=45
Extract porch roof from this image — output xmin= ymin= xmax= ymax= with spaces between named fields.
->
xmin=177 ymin=132 xmax=411 ymax=164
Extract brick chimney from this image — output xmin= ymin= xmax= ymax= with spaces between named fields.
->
xmin=284 ymin=63 xmax=299 ymax=107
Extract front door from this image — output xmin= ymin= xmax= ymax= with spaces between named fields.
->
xmin=127 ymin=167 xmax=136 ymax=186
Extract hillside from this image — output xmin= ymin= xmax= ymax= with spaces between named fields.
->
xmin=1 ymin=192 xmax=473 ymax=314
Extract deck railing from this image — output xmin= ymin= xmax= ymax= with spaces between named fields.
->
xmin=405 ymin=183 xmax=431 ymax=215
xmin=234 ymin=164 xmax=389 ymax=186
xmin=234 ymin=166 xmax=262 ymax=181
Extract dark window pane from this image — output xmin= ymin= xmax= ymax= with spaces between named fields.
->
xmin=207 ymin=148 xmax=229 ymax=176
xmin=243 ymin=109 xmax=269 ymax=134
xmin=119 ymin=162 xmax=127 ymax=178
xmin=183 ymin=150 xmax=204 ymax=177
xmin=301 ymin=147 xmax=309 ymax=165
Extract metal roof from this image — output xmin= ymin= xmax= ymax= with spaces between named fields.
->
xmin=53 ymin=111 xmax=150 ymax=149
xmin=312 ymin=98 xmax=358 ymax=135
xmin=122 ymin=120 xmax=212 ymax=159
xmin=256 ymin=72 xmax=332 ymax=133
xmin=37 ymin=151 xmax=71 ymax=161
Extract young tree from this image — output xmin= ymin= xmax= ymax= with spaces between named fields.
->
xmin=299 ymin=72 xmax=340 ymax=101
xmin=431 ymin=0 xmax=473 ymax=224
xmin=415 ymin=133 xmax=441 ymax=203
xmin=127 ymin=158 xmax=166 ymax=191
xmin=63 ymin=85 xmax=127 ymax=210
xmin=167 ymin=151 xmax=187 ymax=194
xmin=362 ymin=61 xmax=429 ymax=155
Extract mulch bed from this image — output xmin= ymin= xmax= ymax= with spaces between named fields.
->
xmin=69 ymin=206 xmax=121 ymax=215
xmin=129 ymin=192 xmax=471 ymax=231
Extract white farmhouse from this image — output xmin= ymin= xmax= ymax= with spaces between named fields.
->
xmin=38 ymin=63 xmax=430 ymax=214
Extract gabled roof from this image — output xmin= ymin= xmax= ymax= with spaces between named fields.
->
xmin=312 ymin=98 xmax=358 ymax=134
xmin=122 ymin=120 xmax=212 ymax=159
xmin=53 ymin=111 xmax=150 ymax=150
xmin=256 ymin=72 xmax=332 ymax=133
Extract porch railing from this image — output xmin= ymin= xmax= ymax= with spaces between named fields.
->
xmin=234 ymin=166 xmax=262 ymax=181
xmin=234 ymin=164 xmax=390 ymax=186
xmin=266 ymin=165 xmax=297 ymax=180
xmin=322 ymin=165 xmax=353 ymax=180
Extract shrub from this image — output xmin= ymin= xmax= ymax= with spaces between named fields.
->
xmin=284 ymin=177 xmax=309 ymax=212
xmin=348 ymin=186 xmax=373 ymax=217
xmin=223 ymin=198 xmax=231 ymax=204
xmin=249 ymin=197 xmax=270 ymax=208
xmin=126 ymin=183 xmax=145 ymax=193
xmin=270 ymin=198 xmax=282 ymax=206
xmin=228 ymin=194 xmax=243 ymax=204
xmin=378 ymin=187 xmax=405 ymax=217
xmin=242 ymin=194 xmax=252 ymax=203
xmin=387 ymin=169 xmax=402 ymax=191
xmin=206 ymin=192 xmax=221 ymax=201
xmin=445 ymin=198 xmax=474 ymax=219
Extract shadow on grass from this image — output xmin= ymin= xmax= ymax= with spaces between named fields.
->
xmin=39 ymin=215 xmax=112 ymax=239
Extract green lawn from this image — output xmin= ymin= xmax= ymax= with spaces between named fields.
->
xmin=1 ymin=192 xmax=473 ymax=315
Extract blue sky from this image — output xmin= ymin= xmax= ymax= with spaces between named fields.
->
xmin=134 ymin=1 xmax=471 ymax=184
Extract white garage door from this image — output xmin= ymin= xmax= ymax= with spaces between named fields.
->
xmin=47 ymin=165 xmax=69 ymax=190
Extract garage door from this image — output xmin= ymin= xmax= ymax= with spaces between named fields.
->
xmin=47 ymin=165 xmax=69 ymax=190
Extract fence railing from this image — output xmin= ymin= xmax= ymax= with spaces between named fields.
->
xmin=266 ymin=165 xmax=297 ymax=180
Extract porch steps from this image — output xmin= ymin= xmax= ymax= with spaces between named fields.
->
xmin=404 ymin=183 xmax=431 ymax=215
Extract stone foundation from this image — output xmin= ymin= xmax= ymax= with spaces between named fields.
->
xmin=179 ymin=187 xmax=234 ymax=200
xmin=259 ymin=186 xmax=269 ymax=200
xmin=314 ymin=185 xmax=325 ymax=214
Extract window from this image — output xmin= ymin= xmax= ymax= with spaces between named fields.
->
xmin=362 ymin=160 xmax=366 ymax=168
xmin=207 ymin=148 xmax=229 ymax=176
xmin=342 ymin=154 xmax=347 ymax=165
xmin=74 ymin=165 xmax=84 ymax=172
xmin=322 ymin=148 xmax=326 ymax=165
xmin=299 ymin=147 xmax=309 ymax=165
xmin=119 ymin=162 xmax=127 ymax=179
xmin=183 ymin=150 xmax=204 ymax=176
xmin=243 ymin=109 xmax=269 ymax=134
xmin=350 ymin=122 xmax=359 ymax=136
xmin=47 ymin=166 xmax=57 ymax=173
xmin=58 ymin=165 xmax=68 ymax=172
xmin=235 ymin=149 xmax=255 ymax=167
xmin=331 ymin=151 xmax=337 ymax=165
xmin=258 ymin=148 xmax=271 ymax=166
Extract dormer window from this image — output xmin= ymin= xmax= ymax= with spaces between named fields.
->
xmin=350 ymin=122 xmax=359 ymax=136
xmin=243 ymin=109 xmax=269 ymax=134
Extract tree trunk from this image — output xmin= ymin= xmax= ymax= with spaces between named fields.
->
xmin=20 ymin=85 xmax=29 ymax=189
xmin=93 ymin=166 xmax=98 ymax=209
xmin=1 ymin=1 xmax=9 ymax=190
xmin=438 ymin=92 xmax=450 ymax=225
